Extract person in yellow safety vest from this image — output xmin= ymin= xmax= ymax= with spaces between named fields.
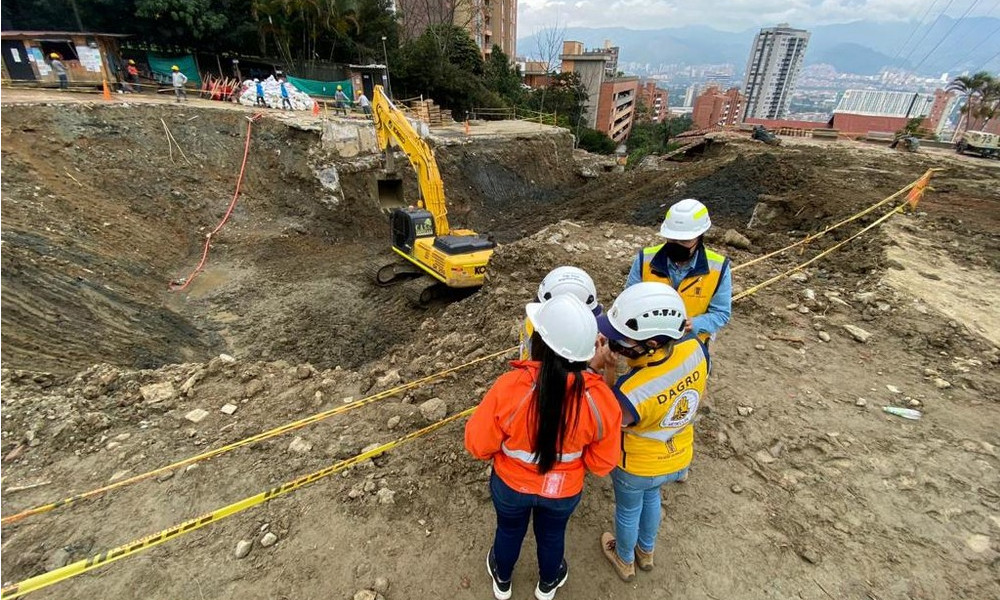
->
xmin=626 ymin=198 xmax=731 ymax=345
xmin=589 ymin=282 xmax=710 ymax=582
xmin=519 ymin=266 xmax=603 ymax=361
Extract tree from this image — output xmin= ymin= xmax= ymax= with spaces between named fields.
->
xmin=531 ymin=18 xmax=565 ymax=113
xmin=394 ymin=25 xmax=497 ymax=117
xmin=947 ymin=71 xmax=992 ymax=133
xmin=625 ymin=114 xmax=693 ymax=167
xmin=576 ymin=127 xmax=615 ymax=154
xmin=483 ymin=45 xmax=523 ymax=105
xmin=973 ymin=77 xmax=1000 ymax=129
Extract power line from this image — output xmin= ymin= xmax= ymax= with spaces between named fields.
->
xmin=973 ymin=48 xmax=1000 ymax=71
xmin=897 ymin=0 xmax=956 ymax=69
xmin=885 ymin=0 xmax=941 ymax=68
xmin=908 ymin=0 xmax=983 ymax=75
xmin=941 ymin=0 xmax=1000 ymax=73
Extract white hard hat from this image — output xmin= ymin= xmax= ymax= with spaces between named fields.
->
xmin=537 ymin=266 xmax=599 ymax=312
xmin=525 ymin=296 xmax=598 ymax=362
xmin=659 ymin=198 xmax=711 ymax=240
xmin=598 ymin=282 xmax=687 ymax=341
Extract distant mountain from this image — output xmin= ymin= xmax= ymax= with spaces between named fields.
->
xmin=517 ymin=17 xmax=1000 ymax=76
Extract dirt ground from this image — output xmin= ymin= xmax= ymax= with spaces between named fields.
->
xmin=2 ymin=93 xmax=999 ymax=600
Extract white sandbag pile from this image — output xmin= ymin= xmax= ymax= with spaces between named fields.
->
xmin=238 ymin=76 xmax=314 ymax=110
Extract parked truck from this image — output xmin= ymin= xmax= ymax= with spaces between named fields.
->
xmin=956 ymin=130 xmax=1000 ymax=159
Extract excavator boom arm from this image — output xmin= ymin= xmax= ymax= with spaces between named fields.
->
xmin=372 ymin=85 xmax=450 ymax=236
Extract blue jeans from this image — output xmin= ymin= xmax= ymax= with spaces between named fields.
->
xmin=490 ymin=471 xmax=581 ymax=584
xmin=611 ymin=467 xmax=688 ymax=563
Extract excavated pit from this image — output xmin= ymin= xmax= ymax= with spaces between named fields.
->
xmin=1 ymin=104 xmax=586 ymax=374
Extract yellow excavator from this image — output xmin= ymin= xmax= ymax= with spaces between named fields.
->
xmin=370 ymin=84 xmax=495 ymax=305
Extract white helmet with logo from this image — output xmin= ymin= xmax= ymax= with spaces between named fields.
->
xmin=659 ymin=198 xmax=711 ymax=240
xmin=598 ymin=282 xmax=687 ymax=341
xmin=525 ymin=295 xmax=598 ymax=361
xmin=537 ymin=266 xmax=599 ymax=312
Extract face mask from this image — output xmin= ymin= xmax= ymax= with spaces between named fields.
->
xmin=663 ymin=242 xmax=696 ymax=263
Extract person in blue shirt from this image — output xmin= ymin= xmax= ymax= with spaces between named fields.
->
xmin=279 ymin=78 xmax=292 ymax=110
xmin=625 ymin=198 xmax=731 ymax=345
xmin=254 ymin=79 xmax=267 ymax=107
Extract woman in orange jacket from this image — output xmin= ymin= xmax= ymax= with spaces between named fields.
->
xmin=466 ymin=294 xmax=622 ymax=600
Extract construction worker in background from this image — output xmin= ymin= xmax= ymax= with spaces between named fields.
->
xmin=334 ymin=85 xmax=351 ymax=115
xmin=171 ymin=65 xmax=188 ymax=102
xmin=519 ymin=266 xmax=603 ymax=361
xmin=254 ymin=79 xmax=267 ymax=107
xmin=626 ymin=198 xmax=731 ymax=345
xmin=279 ymin=78 xmax=292 ymax=110
xmin=357 ymin=91 xmax=372 ymax=117
xmin=50 ymin=54 xmax=68 ymax=90
xmin=466 ymin=295 xmax=622 ymax=600
xmin=126 ymin=59 xmax=140 ymax=93
xmin=590 ymin=282 xmax=710 ymax=583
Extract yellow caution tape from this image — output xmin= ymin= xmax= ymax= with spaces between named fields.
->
xmin=0 ymin=406 xmax=477 ymax=600
xmin=733 ymin=202 xmax=904 ymax=302
xmin=0 ymin=170 xmax=940 ymax=597
xmin=732 ymin=168 xmax=939 ymax=273
xmin=2 ymin=347 xmax=516 ymax=526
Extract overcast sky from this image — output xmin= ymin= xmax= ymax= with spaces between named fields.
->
xmin=517 ymin=0 xmax=1000 ymax=34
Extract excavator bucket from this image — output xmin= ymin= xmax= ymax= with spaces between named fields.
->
xmin=377 ymin=178 xmax=405 ymax=210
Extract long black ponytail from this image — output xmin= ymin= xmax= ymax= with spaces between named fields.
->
xmin=529 ymin=331 xmax=587 ymax=473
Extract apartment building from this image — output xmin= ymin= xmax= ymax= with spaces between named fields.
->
xmin=560 ymin=40 xmax=638 ymax=141
xmin=638 ymin=81 xmax=669 ymax=122
xmin=692 ymin=86 xmax=745 ymax=129
xmin=742 ymin=24 xmax=810 ymax=120
xmin=398 ymin=0 xmax=517 ymax=58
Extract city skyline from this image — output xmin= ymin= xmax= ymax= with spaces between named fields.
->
xmin=517 ymin=0 xmax=1000 ymax=34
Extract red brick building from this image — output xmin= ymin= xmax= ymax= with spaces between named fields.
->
xmin=637 ymin=81 xmax=669 ymax=122
xmin=596 ymin=76 xmax=640 ymax=143
xmin=692 ymin=86 xmax=744 ymax=129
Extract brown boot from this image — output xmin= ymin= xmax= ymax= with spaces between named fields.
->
xmin=634 ymin=546 xmax=654 ymax=571
xmin=600 ymin=532 xmax=635 ymax=582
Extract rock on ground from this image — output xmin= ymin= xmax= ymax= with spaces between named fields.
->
xmin=419 ymin=398 xmax=448 ymax=422
xmin=723 ymin=229 xmax=752 ymax=250
xmin=235 ymin=540 xmax=253 ymax=559
xmin=140 ymin=382 xmax=175 ymax=404
xmin=842 ymin=324 xmax=872 ymax=343
xmin=288 ymin=437 xmax=313 ymax=454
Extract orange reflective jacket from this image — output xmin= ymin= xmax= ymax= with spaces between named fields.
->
xmin=465 ymin=361 xmax=622 ymax=498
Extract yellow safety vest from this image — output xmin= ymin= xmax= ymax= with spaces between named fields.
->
xmin=615 ymin=339 xmax=709 ymax=477
xmin=640 ymin=245 xmax=727 ymax=343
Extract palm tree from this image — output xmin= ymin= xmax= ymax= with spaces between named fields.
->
xmin=974 ymin=78 xmax=1000 ymax=130
xmin=947 ymin=71 xmax=992 ymax=133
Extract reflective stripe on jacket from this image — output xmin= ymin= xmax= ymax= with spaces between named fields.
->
xmin=517 ymin=318 xmax=535 ymax=361
xmin=640 ymin=244 xmax=728 ymax=343
xmin=615 ymin=339 xmax=709 ymax=477
xmin=465 ymin=361 xmax=622 ymax=498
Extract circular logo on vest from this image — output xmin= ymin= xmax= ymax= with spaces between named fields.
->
xmin=660 ymin=389 xmax=700 ymax=429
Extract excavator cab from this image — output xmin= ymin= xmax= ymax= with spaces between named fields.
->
xmin=390 ymin=208 xmax=435 ymax=253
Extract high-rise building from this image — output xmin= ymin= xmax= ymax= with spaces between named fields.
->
xmin=742 ymin=24 xmax=810 ymax=120
xmin=683 ymin=84 xmax=700 ymax=108
xmin=398 ymin=0 xmax=517 ymax=59
xmin=561 ymin=40 xmax=639 ymax=143
xmin=692 ymin=86 xmax=744 ymax=129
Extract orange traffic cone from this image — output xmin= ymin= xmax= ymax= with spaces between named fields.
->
xmin=312 ymin=101 xmax=320 ymax=116
xmin=102 ymin=79 xmax=112 ymax=101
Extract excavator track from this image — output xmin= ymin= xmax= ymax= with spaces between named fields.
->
xmin=400 ymin=277 xmax=441 ymax=308
xmin=372 ymin=261 xmax=424 ymax=287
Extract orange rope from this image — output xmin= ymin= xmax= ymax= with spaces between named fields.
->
xmin=170 ymin=113 xmax=263 ymax=291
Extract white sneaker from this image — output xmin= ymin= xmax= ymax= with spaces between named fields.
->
xmin=534 ymin=560 xmax=568 ymax=600
xmin=486 ymin=549 xmax=512 ymax=600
